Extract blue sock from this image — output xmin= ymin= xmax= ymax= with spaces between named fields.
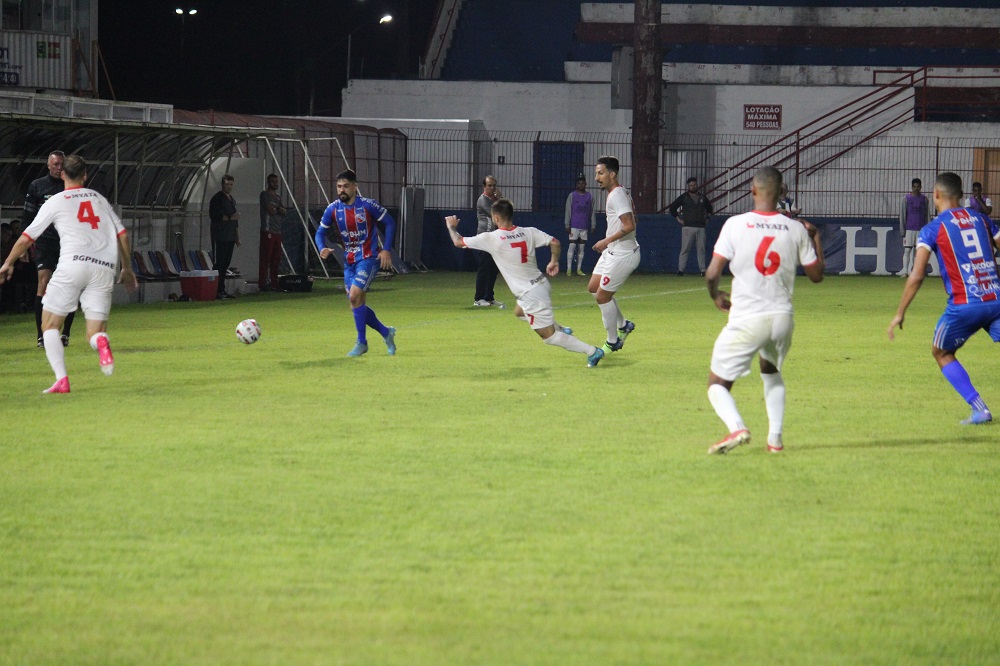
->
xmin=365 ymin=306 xmax=389 ymax=337
xmin=352 ymin=306 xmax=368 ymax=344
xmin=940 ymin=360 xmax=988 ymax=410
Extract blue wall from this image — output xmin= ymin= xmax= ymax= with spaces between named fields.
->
xmin=443 ymin=0 xmax=999 ymax=82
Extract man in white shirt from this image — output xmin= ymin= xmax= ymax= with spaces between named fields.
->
xmin=446 ymin=199 xmax=605 ymax=367
xmin=704 ymin=166 xmax=824 ymax=454
xmin=0 ymin=154 xmax=137 ymax=394
xmin=590 ymin=156 xmax=640 ymax=354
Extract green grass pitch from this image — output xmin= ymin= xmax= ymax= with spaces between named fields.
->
xmin=1 ymin=272 xmax=998 ymax=665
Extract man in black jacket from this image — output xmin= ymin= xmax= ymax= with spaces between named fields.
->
xmin=209 ymin=174 xmax=240 ymax=299
xmin=24 ymin=150 xmax=75 ymax=347
xmin=669 ymin=177 xmax=713 ymax=276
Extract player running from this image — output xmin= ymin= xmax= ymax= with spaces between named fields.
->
xmin=0 ymin=154 xmax=138 ymax=393
xmin=315 ymin=169 xmax=397 ymax=357
xmin=888 ymin=171 xmax=1000 ymax=425
xmin=446 ymin=199 xmax=605 ymax=367
xmin=705 ymin=166 xmax=825 ymax=454
xmin=590 ymin=156 xmax=639 ymax=354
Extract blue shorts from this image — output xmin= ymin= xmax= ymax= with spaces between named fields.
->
xmin=343 ymin=256 xmax=379 ymax=293
xmin=933 ymin=302 xmax=1000 ymax=352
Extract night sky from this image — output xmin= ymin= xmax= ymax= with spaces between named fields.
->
xmin=98 ymin=0 xmax=440 ymax=116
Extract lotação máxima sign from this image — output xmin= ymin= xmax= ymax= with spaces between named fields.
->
xmin=744 ymin=105 xmax=782 ymax=131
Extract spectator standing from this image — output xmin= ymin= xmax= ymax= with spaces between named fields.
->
xmin=564 ymin=176 xmax=595 ymax=276
xmin=964 ymin=181 xmax=993 ymax=216
xmin=258 ymin=173 xmax=286 ymax=292
xmin=0 ymin=154 xmax=138 ymax=394
xmin=315 ymin=169 xmax=397 ymax=357
xmin=473 ymin=175 xmax=504 ymax=308
xmin=209 ymin=174 xmax=240 ymax=299
xmin=25 ymin=150 xmax=75 ymax=347
xmin=900 ymin=177 xmax=930 ymax=277
xmin=776 ymin=183 xmax=801 ymax=218
xmin=668 ymin=176 xmax=713 ymax=276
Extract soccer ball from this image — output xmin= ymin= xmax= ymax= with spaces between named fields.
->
xmin=236 ymin=318 xmax=261 ymax=344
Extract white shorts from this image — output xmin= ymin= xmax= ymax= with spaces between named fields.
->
xmin=593 ymin=246 xmax=640 ymax=293
xmin=516 ymin=279 xmax=555 ymax=330
xmin=42 ymin=260 xmax=115 ymax=320
xmin=903 ymin=229 xmax=918 ymax=247
xmin=568 ymin=228 xmax=589 ymax=242
xmin=710 ymin=313 xmax=795 ymax=381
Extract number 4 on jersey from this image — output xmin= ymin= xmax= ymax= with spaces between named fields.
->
xmin=77 ymin=200 xmax=100 ymax=229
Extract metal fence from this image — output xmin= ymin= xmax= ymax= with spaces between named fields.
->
xmin=392 ymin=128 xmax=1000 ymax=218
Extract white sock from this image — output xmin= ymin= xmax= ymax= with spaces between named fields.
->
xmin=762 ymin=372 xmax=785 ymax=442
xmin=708 ymin=384 xmax=746 ymax=433
xmin=566 ymin=243 xmax=576 ymax=270
xmin=89 ymin=332 xmax=107 ymax=351
xmin=43 ymin=329 xmax=67 ymax=380
xmin=598 ymin=300 xmax=619 ymax=343
xmin=576 ymin=249 xmax=584 ymax=272
xmin=543 ymin=330 xmax=595 ymax=355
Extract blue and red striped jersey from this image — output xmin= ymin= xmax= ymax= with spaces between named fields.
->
xmin=316 ymin=196 xmax=395 ymax=265
xmin=918 ymin=207 xmax=1000 ymax=305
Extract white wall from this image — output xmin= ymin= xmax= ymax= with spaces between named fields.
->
xmin=665 ymin=83 xmax=897 ymax=136
xmin=342 ymin=80 xmax=633 ymax=133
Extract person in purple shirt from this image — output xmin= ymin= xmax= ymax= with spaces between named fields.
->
xmin=964 ymin=181 xmax=993 ymax=217
xmin=899 ymin=178 xmax=930 ymax=277
xmin=563 ymin=176 xmax=595 ymax=276
xmin=888 ymin=172 xmax=1000 ymax=425
xmin=315 ymin=169 xmax=397 ymax=357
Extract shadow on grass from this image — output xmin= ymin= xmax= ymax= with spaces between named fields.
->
xmin=805 ymin=433 xmax=996 ymax=451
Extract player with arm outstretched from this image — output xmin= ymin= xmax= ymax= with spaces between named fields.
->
xmin=0 ymin=154 xmax=138 ymax=393
xmin=705 ymin=166 xmax=824 ymax=454
xmin=888 ymin=172 xmax=1000 ymax=425
xmin=446 ymin=198 xmax=605 ymax=367
xmin=315 ymin=169 xmax=397 ymax=357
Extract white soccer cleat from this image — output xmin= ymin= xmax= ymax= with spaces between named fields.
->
xmin=708 ymin=429 xmax=751 ymax=455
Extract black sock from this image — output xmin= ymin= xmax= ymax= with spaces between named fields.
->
xmin=34 ymin=295 xmax=43 ymax=339
xmin=63 ymin=309 xmax=75 ymax=338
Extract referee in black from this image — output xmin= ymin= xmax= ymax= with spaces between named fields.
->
xmin=24 ymin=150 xmax=75 ymax=348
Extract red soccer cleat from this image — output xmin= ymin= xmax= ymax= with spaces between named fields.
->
xmin=97 ymin=335 xmax=114 ymax=376
xmin=43 ymin=376 xmax=70 ymax=394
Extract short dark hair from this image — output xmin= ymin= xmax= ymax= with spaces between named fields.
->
xmin=972 ymin=181 xmax=982 ymax=189
xmin=935 ymin=172 xmax=963 ymax=200
xmin=576 ymin=175 xmax=586 ymax=183
xmin=491 ymin=198 xmax=514 ymax=222
xmin=221 ymin=174 xmax=234 ymax=184
xmin=62 ymin=154 xmax=87 ymax=180
xmin=912 ymin=178 xmax=921 ymax=187
xmin=597 ymin=156 xmax=619 ymax=175
xmin=686 ymin=177 xmax=697 ymax=185
xmin=267 ymin=173 xmax=278 ymax=180
xmin=336 ymin=169 xmax=357 ymax=183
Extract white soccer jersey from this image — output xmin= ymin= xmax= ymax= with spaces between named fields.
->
xmin=463 ymin=226 xmax=553 ymax=298
xmin=713 ymin=210 xmax=818 ymax=321
xmin=605 ymin=185 xmax=639 ymax=252
xmin=23 ymin=187 xmax=126 ymax=270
